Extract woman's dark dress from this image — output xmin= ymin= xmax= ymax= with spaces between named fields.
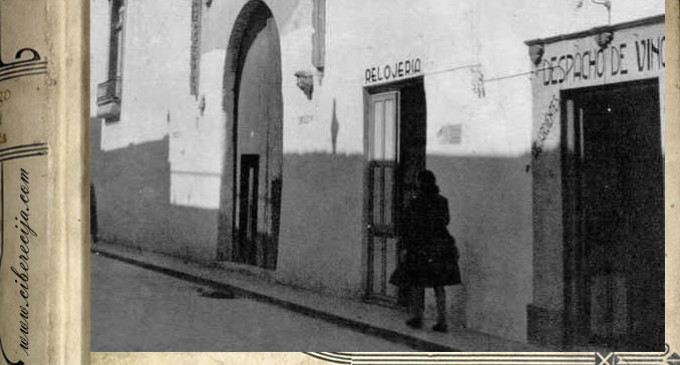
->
xmin=393 ymin=190 xmax=462 ymax=287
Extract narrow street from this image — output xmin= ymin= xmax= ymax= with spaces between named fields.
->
xmin=90 ymin=253 xmax=415 ymax=351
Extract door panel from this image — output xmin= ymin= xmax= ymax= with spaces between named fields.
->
xmin=238 ymin=154 xmax=259 ymax=266
xmin=383 ymin=98 xmax=397 ymax=160
xmin=367 ymin=92 xmax=399 ymax=300
xmin=384 ymin=236 xmax=399 ymax=298
xmin=368 ymin=162 xmax=398 ymax=299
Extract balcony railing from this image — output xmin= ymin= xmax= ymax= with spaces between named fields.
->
xmin=97 ymin=78 xmax=121 ymax=106
xmin=96 ymin=78 xmax=121 ymax=120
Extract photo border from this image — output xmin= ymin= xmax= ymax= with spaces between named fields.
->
xmin=89 ymin=0 xmax=679 ymax=363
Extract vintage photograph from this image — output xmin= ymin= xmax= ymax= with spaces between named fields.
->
xmin=89 ymin=0 xmax=665 ymax=352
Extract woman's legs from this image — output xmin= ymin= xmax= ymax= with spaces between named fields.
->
xmin=433 ymin=286 xmax=448 ymax=332
xmin=407 ymin=285 xmax=449 ymax=332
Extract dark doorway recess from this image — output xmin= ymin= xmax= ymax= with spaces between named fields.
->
xmin=562 ymin=78 xmax=664 ymax=351
xmin=237 ymin=154 xmax=260 ymax=266
xmin=364 ymin=78 xmax=427 ymax=304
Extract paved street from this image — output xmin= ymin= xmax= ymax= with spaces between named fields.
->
xmin=90 ymin=253 xmax=414 ymax=351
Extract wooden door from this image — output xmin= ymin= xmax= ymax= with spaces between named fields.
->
xmin=366 ymin=92 xmax=400 ymax=301
xmin=563 ymin=79 xmax=663 ymax=350
xmin=237 ymin=154 xmax=259 ymax=266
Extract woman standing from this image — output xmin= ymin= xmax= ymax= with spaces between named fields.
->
xmin=397 ymin=170 xmax=461 ymax=332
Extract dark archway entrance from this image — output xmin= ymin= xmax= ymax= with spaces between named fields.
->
xmin=217 ymin=0 xmax=282 ymax=270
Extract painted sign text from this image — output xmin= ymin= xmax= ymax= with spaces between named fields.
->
xmin=541 ymin=36 xmax=664 ymax=86
xmin=365 ymin=58 xmax=422 ymax=84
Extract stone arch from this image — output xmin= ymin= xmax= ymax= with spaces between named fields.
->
xmin=217 ymin=0 xmax=282 ymax=270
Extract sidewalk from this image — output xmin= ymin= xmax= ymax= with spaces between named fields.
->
xmin=91 ymin=241 xmax=550 ymax=352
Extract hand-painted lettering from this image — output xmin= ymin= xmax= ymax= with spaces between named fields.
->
xmin=541 ymin=36 xmax=663 ymax=87
xmin=365 ymin=58 xmax=422 ymax=85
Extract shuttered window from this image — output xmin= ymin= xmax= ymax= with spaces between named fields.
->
xmin=312 ymin=0 xmax=326 ymax=71
xmin=97 ymin=0 xmax=126 ymax=122
xmin=108 ymin=0 xmax=125 ymax=82
xmin=190 ymin=0 xmax=202 ymax=96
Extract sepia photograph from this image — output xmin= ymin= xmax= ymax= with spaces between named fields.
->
xmin=89 ymin=0 xmax=665 ymax=353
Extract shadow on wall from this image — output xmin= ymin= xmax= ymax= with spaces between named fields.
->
xmin=275 ymin=151 xmax=365 ymax=297
xmin=93 ymin=113 xmax=538 ymax=341
xmin=275 ymin=149 xmax=536 ymax=341
xmin=425 ymin=153 xmax=534 ymax=341
xmin=90 ymin=117 xmax=219 ymax=262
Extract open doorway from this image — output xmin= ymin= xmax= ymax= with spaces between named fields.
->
xmin=364 ymin=78 xmax=426 ymax=303
xmin=562 ymin=78 xmax=663 ymax=350
xmin=217 ymin=0 xmax=282 ymax=270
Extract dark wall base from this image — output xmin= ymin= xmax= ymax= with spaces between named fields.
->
xmin=91 ymin=119 xmax=219 ymax=262
xmin=527 ymin=304 xmax=565 ymax=349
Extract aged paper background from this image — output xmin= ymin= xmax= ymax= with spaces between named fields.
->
xmin=89 ymin=0 xmax=678 ymax=363
xmin=0 ymin=0 xmax=87 ymax=364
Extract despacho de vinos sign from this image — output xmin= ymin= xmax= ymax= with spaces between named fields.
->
xmin=540 ymin=35 xmax=664 ymax=86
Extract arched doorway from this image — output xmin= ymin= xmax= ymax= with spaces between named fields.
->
xmin=217 ymin=0 xmax=282 ymax=270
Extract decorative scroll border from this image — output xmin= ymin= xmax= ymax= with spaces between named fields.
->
xmin=0 ymin=4 xmax=48 ymax=84
xmin=0 ymin=59 xmax=47 ymax=84
xmin=305 ymin=344 xmax=676 ymax=365
xmin=0 ymin=143 xmax=49 ymax=163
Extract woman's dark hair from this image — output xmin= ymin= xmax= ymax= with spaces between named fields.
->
xmin=418 ymin=170 xmax=439 ymax=194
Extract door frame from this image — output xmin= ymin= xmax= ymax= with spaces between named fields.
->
xmin=561 ymin=77 xmax=662 ymax=348
xmin=364 ymin=90 xmax=400 ymax=302
xmin=361 ymin=77 xmax=424 ymax=301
